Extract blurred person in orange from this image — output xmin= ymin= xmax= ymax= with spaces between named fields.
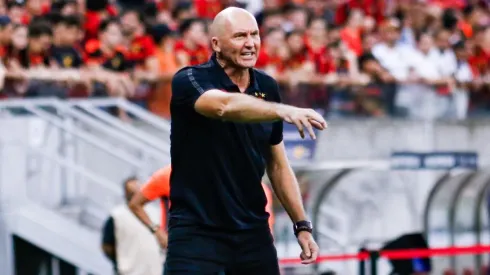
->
xmin=129 ymin=166 xmax=172 ymax=250
xmin=101 ymin=177 xmax=163 ymax=275
xmin=147 ymin=24 xmax=180 ymax=119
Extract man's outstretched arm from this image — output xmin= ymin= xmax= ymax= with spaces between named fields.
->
xmin=195 ymin=91 xmax=325 ymax=139
xmin=266 ymin=142 xmax=319 ymax=264
xmin=172 ymin=69 xmax=327 ymax=139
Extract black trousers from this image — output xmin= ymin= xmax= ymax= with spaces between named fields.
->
xmin=164 ymin=220 xmax=280 ymax=275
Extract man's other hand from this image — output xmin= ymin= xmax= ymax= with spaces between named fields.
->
xmin=155 ymin=229 xmax=168 ymax=249
xmin=297 ymin=231 xmax=319 ymax=265
xmin=278 ymin=106 xmax=327 ymax=139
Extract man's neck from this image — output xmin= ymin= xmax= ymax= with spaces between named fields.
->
xmin=183 ymin=38 xmax=197 ymax=50
xmin=386 ymin=41 xmax=396 ymax=48
xmin=53 ymin=37 xmax=64 ymax=47
xmin=308 ymin=36 xmax=326 ymax=49
xmin=216 ymin=55 xmax=249 ymax=90
xmin=130 ymin=28 xmax=144 ymax=40
xmin=100 ymin=43 xmax=113 ymax=55
xmin=28 ymin=45 xmax=42 ymax=55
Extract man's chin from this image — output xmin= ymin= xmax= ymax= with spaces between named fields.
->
xmin=237 ymin=60 xmax=257 ymax=69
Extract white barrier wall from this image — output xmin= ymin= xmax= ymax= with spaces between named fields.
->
xmin=315 ymin=119 xmax=490 ymax=163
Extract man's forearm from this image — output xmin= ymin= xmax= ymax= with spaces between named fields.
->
xmin=219 ymin=92 xmax=286 ymax=122
xmin=267 ymin=164 xmax=307 ymax=223
xmin=129 ymin=196 xmax=155 ymax=229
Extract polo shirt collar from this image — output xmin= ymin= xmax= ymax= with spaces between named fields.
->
xmin=210 ymin=53 xmax=260 ymax=92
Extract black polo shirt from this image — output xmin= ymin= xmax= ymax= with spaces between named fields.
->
xmin=170 ymin=54 xmax=283 ymax=230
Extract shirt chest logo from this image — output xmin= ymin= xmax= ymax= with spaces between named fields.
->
xmin=254 ymin=92 xmax=266 ymax=100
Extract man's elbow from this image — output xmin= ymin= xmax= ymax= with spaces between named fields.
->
xmin=128 ymin=196 xmax=142 ymax=213
xmin=194 ymin=90 xmax=233 ymax=119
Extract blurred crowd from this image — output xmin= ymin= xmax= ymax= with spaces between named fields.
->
xmin=0 ymin=0 xmax=490 ymax=120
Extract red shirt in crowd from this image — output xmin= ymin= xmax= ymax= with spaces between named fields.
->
xmin=335 ymin=0 xmax=385 ymax=24
xmin=286 ymin=50 xmax=310 ymax=70
xmin=255 ymin=47 xmax=285 ymax=72
xmin=193 ymin=0 xmax=222 ymax=19
xmin=469 ymin=47 xmax=490 ymax=77
xmin=84 ymin=6 xmax=119 ymax=41
xmin=127 ymin=35 xmax=157 ymax=66
xmin=304 ymin=38 xmax=335 ymax=74
xmin=174 ymin=40 xmax=210 ymax=66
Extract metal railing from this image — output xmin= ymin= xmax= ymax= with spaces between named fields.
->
xmin=0 ymin=97 xmax=171 ymax=227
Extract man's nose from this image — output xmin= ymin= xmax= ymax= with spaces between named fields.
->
xmin=244 ymin=35 xmax=254 ymax=47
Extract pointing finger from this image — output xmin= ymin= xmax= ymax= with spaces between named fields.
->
xmin=301 ymin=118 xmax=316 ymax=140
xmin=294 ymin=120 xmax=305 ymax=139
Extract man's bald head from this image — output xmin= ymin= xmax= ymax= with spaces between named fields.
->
xmin=210 ymin=7 xmax=257 ymax=38
xmin=209 ymin=7 xmax=261 ymax=69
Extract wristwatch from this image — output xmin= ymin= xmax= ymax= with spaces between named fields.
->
xmin=293 ymin=220 xmax=313 ymax=237
xmin=148 ymin=224 xmax=160 ymax=234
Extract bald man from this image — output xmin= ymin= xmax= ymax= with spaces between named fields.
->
xmin=167 ymin=7 xmax=325 ymax=274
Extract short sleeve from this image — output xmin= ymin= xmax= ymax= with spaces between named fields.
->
xmin=102 ymin=217 xmax=115 ymax=245
xmin=268 ymin=78 xmax=283 ymax=145
xmin=84 ymin=40 xmax=102 ymax=65
xmin=143 ymin=37 xmax=156 ymax=57
xmin=171 ymin=68 xmax=214 ymax=109
xmin=141 ymin=165 xmax=171 ymax=200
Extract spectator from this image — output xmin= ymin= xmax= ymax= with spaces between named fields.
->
xmin=120 ymin=9 xmax=158 ymax=100
xmin=452 ymin=41 xmax=473 ymax=119
xmin=2 ymin=0 xmax=490 ymax=120
xmin=147 ymin=24 xmax=180 ymax=119
xmin=84 ymin=18 xmax=132 ymax=99
xmin=340 ymin=9 xmax=364 ymax=57
xmin=171 ymin=1 xmax=195 ymax=26
xmin=51 ymin=15 xmax=84 ymax=69
xmin=258 ymin=8 xmax=283 ymax=31
xmin=101 ymin=177 xmax=163 ymax=275
xmin=283 ymin=4 xmax=308 ymax=32
xmin=0 ymin=16 xmax=12 ymax=57
xmin=372 ymin=18 xmax=413 ymax=82
xmin=256 ymin=27 xmax=287 ymax=79
xmin=174 ymin=18 xmax=210 ymax=66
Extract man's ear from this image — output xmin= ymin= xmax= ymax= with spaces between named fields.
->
xmin=211 ymin=37 xmax=221 ymax=53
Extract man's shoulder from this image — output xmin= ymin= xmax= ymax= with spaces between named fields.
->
xmin=173 ymin=61 xmax=214 ymax=82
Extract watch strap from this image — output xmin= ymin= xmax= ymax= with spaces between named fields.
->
xmin=293 ymin=220 xmax=313 ymax=237
xmin=149 ymin=224 xmax=160 ymax=234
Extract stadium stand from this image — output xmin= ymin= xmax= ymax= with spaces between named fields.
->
xmin=2 ymin=0 xmax=490 ymax=274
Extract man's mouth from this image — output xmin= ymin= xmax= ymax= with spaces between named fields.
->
xmin=241 ymin=52 xmax=255 ymax=57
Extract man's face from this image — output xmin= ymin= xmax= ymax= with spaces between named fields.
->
xmin=61 ymin=3 xmax=77 ymax=16
xmin=435 ymin=31 xmax=450 ymax=49
xmin=102 ymin=23 xmax=123 ymax=48
xmin=124 ymin=180 xmax=139 ymax=202
xmin=12 ymin=26 xmax=27 ymax=49
xmin=308 ymin=19 xmax=327 ymax=40
xmin=288 ymin=9 xmax=307 ymax=31
xmin=187 ymin=21 xmax=207 ymax=45
xmin=30 ymin=34 xmax=52 ymax=53
xmin=121 ymin=12 xmax=139 ymax=36
xmin=26 ymin=0 xmax=42 ymax=14
xmin=8 ymin=6 xmax=24 ymax=25
xmin=265 ymin=29 xmax=285 ymax=50
xmin=64 ymin=25 xmax=80 ymax=44
xmin=0 ymin=23 xmax=12 ymax=45
xmin=263 ymin=14 xmax=283 ymax=30
xmin=384 ymin=28 xmax=400 ymax=44
xmin=214 ymin=14 xmax=261 ymax=69
xmin=418 ymin=34 xmax=433 ymax=53
xmin=287 ymin=33 xmax=304 ymax=53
